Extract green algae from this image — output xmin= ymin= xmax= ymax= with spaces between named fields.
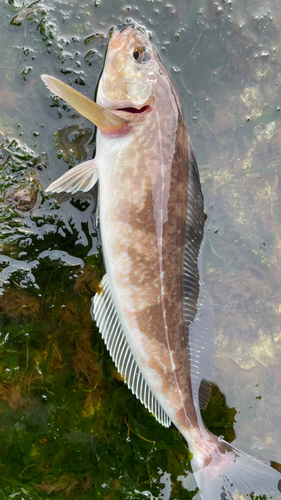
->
xmin=0 ymin=261 xmax=236 ymax=499
xmin=0 ymin=218 xmax=198 ymax=498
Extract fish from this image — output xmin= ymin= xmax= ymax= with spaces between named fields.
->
xmin=41 ymin=27 xmax=281 ymax=500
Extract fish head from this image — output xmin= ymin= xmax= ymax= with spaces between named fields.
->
xmin=97 ymin=27 xmax=159 ymax=116
xmin=41 ymin=27 xmax=173 ymax=138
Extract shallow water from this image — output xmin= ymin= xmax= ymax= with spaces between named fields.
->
xmin=0 ymin=0 xmax=281 ymax=498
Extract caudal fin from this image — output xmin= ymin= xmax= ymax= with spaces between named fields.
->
xmin=192 ymin=437 xmax=281 ymax=500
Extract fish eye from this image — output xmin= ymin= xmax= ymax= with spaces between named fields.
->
xmin=133 ymin=46 xmax=150 ymax=63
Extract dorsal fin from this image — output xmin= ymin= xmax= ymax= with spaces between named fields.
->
xmin=92 ymin=274 xmax=171 ymax=427
xmin=188 ymin=277 xmax=215 ymax=410
xmin=183 ymin=140 xmax=215 ymax=410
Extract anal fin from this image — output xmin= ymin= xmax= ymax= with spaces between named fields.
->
xmin=92 ymin=274 xmax=171 ymax=428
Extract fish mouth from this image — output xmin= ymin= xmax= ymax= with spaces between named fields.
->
xmin=116 ymin=105 xmax=152 ymax=114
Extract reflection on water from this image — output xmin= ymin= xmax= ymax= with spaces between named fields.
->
xmin=0 ymin=0 xmax=281 ymax=498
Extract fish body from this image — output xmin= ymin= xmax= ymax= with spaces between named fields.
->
xmin=42 ymin=27 xmax=281 ymax=500
xmin=96 ymin=29 xmax=197 ymax=433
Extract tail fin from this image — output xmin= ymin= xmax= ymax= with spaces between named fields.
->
xmin=191 ymin=436 xmax=281 ymax=499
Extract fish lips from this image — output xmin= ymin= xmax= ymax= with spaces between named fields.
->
xmin=111 ymin=101 xmax=154 ymax=122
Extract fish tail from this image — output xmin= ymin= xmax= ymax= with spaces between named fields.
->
xmin=191 ymin=433 xmax=281 ymax=499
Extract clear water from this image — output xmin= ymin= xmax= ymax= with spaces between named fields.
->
xmin=0 ymin=0 xmax=281 ymax=498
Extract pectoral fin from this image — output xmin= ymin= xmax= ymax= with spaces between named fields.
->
xmin=41 ymin=75 xmax=130 ymax=136
xmin=46 ymin=159 xmax=98 ymax=194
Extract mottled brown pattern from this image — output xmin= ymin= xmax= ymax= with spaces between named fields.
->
xmin=124 ymin=110 xmax=198 ymax=427
xmin=99 ymin=31 xmax=202 ymax=431
xmin=161 ymin=113 xmax=195 ymax=424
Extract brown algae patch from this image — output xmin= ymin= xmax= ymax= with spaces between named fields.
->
xmin=0 ymin=289 xmax=41 ymax=317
